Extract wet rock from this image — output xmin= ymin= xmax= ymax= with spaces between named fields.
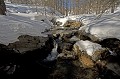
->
xmin=57 ymin=50 xmax=77 ymax=60
xmin=8 ymin=35 xmax=49 ymax=53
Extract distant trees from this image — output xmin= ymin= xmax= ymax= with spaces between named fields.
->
xmin=5 ymin=0 xmax=120 ymax=15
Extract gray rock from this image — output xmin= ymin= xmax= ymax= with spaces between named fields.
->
xmin=8 ymin=35 xmax=49 ymax=53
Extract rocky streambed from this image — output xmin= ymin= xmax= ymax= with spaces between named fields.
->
xmin=0 ymin=27 xmax=120 ymax=79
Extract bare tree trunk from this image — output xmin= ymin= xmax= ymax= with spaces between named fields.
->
xmin=0 ymin=0 xmax=6 ymax=15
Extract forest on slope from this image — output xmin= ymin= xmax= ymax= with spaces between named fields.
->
xmin=5 ymin=0 xmax=120 ymax=16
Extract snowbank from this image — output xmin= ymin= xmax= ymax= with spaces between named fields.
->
xmin=0 ymin=14 xmax=51 ymax=45
xmin=79 ymin=12 xmax=120 ymax=40
xmin=56 ymin=14 xmax=96 ymax=26
xmin=0 ymin=2 xmax=58 ymax=45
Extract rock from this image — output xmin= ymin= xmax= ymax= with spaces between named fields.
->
xmin=69 ymin=36 xmax=80 ymax=42
xmin=92 ymin=48 xmax=109 ymax=61
xmin=95 ymin=40 xmax=120 ymax=77
xmin=106 ymin=63 xmax=120 ymax=76
xmin=100 ymin=38 xmax=120 ymax=56
xmin=62 ymin=43 xmax=74 ymax=51
xmin=74 ymin=31 xmax=91 ymax=41
xmin=50 ymin=53 xmax=98 ymax=79
xmin=51 ymin=17 xmax=57 ymax=25
xmin=57 ymin=50 xmax=77 ymax=60
xmin=73 ymin=40 xmax=103 ymax=56
xmin=8 ymin=35 xmax=49 ymax=53
xmin=79 ymin=53 xmax=95 ymax=68
xmin=74 ymin=30 xmax=100 ymax=43
xmin=73 ymin=40 xmax=110 ymax=68
xmin=63 ymin=20 xmax=83 ymax=28
xmin=62 ymin=33 xmax=75 ymax=42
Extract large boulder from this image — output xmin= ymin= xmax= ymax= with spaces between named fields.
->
xmin=8 ymin=35 xmax=49 ymax=53
xmin=73 ymin=40 xmax=108 ymax=67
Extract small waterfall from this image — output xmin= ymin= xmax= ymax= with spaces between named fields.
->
xmin=44 ymin=40 xmax=58 ymax=61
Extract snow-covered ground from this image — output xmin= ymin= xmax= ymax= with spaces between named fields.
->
xmin=56 ymin=6 xmax=120 ymax=57
xmin=0 ymin=2 xmax=57 ymax=45
xmin=56 ymin=7 xmax=120 ymax=40
xmin=79 ymin=12 xmax=120 ymax=40
xmin=0 ymin=14 xmax=52 ymax=45
xmin=56 ymin=14 xmax=96 ymax=26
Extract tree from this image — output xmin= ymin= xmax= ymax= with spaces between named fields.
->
xmin=0 ymin=0 xmax=6 ymax=15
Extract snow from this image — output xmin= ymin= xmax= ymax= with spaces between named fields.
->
xmin=56 ymin=14 xmax=97 ymax=27
xmin=56 ymin=15 xmax=80 ymax=26
xmin=0 ymin=3 xmax=56 ymax=45
xmin=4 ymin=1 xmax=120 ymax=42
xmin=55 ymin=7 xmax=120 ymax=57
xmin=0 ymin=14 xmax=51 ymax=45
xmin=74 ymin=40 xmax=103 ymax=56
xmin=79 ymin=12 xmax=120 ymax=40
xmin=55 ymin=6 xmax=120 ymax=40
